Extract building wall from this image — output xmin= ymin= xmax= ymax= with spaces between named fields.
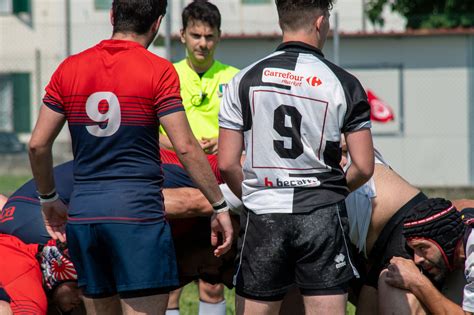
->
xmin=201 ymin=35 xmax=473 ymax=186
xmin=1 ymin=0 xmax=472 ymax=186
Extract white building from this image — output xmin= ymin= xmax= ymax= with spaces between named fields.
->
xmin=1 ymin=0 xmax=473 ymax=187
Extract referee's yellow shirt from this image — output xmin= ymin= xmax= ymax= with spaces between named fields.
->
xmin=162 ymin=59 xmax=239 ymax=140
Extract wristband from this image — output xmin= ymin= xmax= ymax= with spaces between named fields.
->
xmin=212 ymin=198 xmax=229 ymax=213
xmin=38 ymin=188 xmax=56 ymax=199
xmin=39 ymin=192 xmax=59 ymax=204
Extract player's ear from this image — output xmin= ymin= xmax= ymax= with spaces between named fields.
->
xmin=180 ymin=28 xmax=186 ymax=44
xmin=315 ymin=14 xmax=325 ymax=32
xmin=151 ymin=15 xmax=163 ymax=33
xmin=109 ymin=9 xmax=114 ymax=26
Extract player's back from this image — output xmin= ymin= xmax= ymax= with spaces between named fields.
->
xmin=220 ymin=42 xmax=371 ymax=214
xmin=45 ymin=40 xmax=180 ymax=184
xmin=43 ymin=40 xmax=183 ymax=223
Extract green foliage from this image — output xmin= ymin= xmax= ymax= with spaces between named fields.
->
xmin=366 ymin=0 xmax=474 ymax=29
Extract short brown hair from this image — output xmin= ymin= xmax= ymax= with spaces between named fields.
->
xmin=182 ymin=0 xmax=221 ymax=31
xmin=275 ymin=0 xmax=334 ymax=32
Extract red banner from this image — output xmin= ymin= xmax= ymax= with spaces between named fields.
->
xmin=367 ymin=89 xmax=395 ymax=123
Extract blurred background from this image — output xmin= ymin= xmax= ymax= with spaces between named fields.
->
xmin=1 ymin=0 xmax=473 ymax=190
xmin=0 ymin=0 xmax=473 ymax=313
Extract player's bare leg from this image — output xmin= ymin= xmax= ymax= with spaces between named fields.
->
xmin=355 ymin=285 xmax=377 ymax=315
xmin=235 ymin=295 xmax=282 ymax=315
xmin=378 ymin=270 xmax=427 ymax=315
xmin=166 ymin=288 xmax=182 ymax=314
xmin=121 ymin=294 xmax=169 ymax=315
xmin=279 ymin=286 xmax=304 ymax=315
xmin=82 ymin=295 xmax=122 ymax=315
xmin=303 ymin=294 xmax=347 ymax=315
xmin=198 ymin=280 xmax=225 ymax=315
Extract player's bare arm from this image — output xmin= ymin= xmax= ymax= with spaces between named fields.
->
xmin=158 ymin=133 xmax=174 ymax=151
xmin=344 ymin=128 xmax=374 ymax=191
xmin=385 ymin=256 xmax=469 ymax=315
xmin=217 ymin=128 xmax=244 ymax=199
xmin=163 ymin=187 xmax=213 ymax=218
xmin=28 ymin=105 xmax=68 ymax=242
xmin=160 ymin=111 xmax=233 ymax=256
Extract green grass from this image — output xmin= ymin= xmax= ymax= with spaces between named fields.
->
xmin=0 ymin=174 xmax=31 ymax=196
xmin=180 ymin=282 xmax=235 ymax=314
xmin=179 ymin=282 xmax=355 ymax=314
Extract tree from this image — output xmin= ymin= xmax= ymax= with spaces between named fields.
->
xmin=366 ymin=0 xmax=474 ymax=29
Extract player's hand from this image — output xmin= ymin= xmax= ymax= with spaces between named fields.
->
xmin=210 ymin=211 xmax=233 ymax=257
xmin=41 ymin=199 xmax=68 ymax=242
xmin=385 ymin=256 xmax=424 ymax=290
xmin=200 ymin=137 xmax=218 ymax=155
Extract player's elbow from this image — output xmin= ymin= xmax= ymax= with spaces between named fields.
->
xmin=28 ymin=138 xmax=51 ymax=157
xmin=173 ymin=138 xmax=201 ymax=159
xmin=218 ymin=160 xmax=234 ymax=179
xmin=357 ymin=162 xmax=374 ymax=183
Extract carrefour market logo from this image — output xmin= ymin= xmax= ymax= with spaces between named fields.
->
xmin=262 ymin=68 xmax=323 ymax=88
xmin=262 ymin=68 xmax=304 ymax=87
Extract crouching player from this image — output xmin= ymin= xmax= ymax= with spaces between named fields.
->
xmin=0 ymin=150 xmax=240 ymax=314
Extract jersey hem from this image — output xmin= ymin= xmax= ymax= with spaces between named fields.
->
xmin=67 ymin=217 xmax=165 ymax=225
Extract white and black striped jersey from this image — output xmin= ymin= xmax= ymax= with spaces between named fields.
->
xmin=219 ymin=41 xmax=371 ymax=214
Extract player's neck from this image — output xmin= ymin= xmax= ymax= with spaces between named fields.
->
xmin=282 ymin=31 xmax=323 ymax=50
xmin=111 ymin=32 xmax=152 ymax=48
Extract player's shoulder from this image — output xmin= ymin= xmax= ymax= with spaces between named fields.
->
xmin=135 ymin=48 xmax=175 ymax=72
xmin=316 ymin=57 xmax=364 ymax=92
xmin=54 ymin=43 xmax=109 ymax=74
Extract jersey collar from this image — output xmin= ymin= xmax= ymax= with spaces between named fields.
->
xmin=97 ymin=39 xmax=144 ymax=49
xmin=276 ymin=41 xmax=324 ymax=58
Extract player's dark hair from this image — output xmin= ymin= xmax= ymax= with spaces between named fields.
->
xmin=182 ymin=0 xmax=221 ymax=31
xmin=275 ymin=0 xmax=334 ymax=32
xmin=112 ymin=0 xmax=167 ymax=35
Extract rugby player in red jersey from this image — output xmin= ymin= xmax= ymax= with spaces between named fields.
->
xmin=28 ymin=1 xmax=232 ymax=313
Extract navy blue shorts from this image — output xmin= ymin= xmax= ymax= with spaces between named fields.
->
xmin=66 ymin=222 xmax=179 ymax=297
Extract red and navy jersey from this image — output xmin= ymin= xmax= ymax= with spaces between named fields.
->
xmin=0 ymin=156 xmax=221 ymax=244
xmin=42 ymin=40 xmax=184 ymax=223
xmin=0 ymin=161 xmax=73 ymax=245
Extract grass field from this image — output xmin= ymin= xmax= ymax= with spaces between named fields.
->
xmin=0 ymin=174 xmax=31 ymax=196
